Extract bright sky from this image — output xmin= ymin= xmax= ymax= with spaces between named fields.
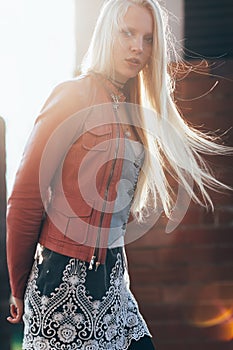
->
xmin=0 ymin=0 xmax=75 ymax=194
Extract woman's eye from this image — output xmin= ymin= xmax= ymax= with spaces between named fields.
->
xmin=121 ymin=30 xmax=132 ymax=37
xmin=144 ymin=37 xmax=153 ymax=44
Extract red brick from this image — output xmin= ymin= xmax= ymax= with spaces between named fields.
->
xmin=177 ymin=78 xmax=233 ymax=98
xmin=154 ymin=341 xmax=233 ymax=350
xmin=137 ymin=302 xmax=233 ymax=325
xmin=184 ymin=114 xmax=233 ymax=134
xmin=179 ymin=98 xmax=232 ymax=115
xmin=128 ymin=262 xmax=233 ymax=286
xmin=128 ymin=60 xmax=233 ymax=350
xmin=162 ymin=282 xmax=233 ymax=304
xmin=200 ymin=209 xmax=217 ymax=225
xmin=216 ymin=207 xmax=233 ymax=225
xmin=149 ymin=320 xmax=233 ymax=343
xmin=205 ymin=156 xmax=233 ymax=172
xmin=130 ymin=285 xmax=162 ymax=304
xmin=210 ymin=190 xmax=233 ymax=206
xmin=149 ymin=321 xmax=210 ymax=342
xmin=127 ymin=245 xmax=233 ymax=267
xmin=178 ymin=205 xmax=203 ymax=226
xmin=127 ymin=226 xmax=233 ymax=249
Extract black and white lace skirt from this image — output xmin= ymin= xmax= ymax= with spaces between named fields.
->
xmin=22 ymin=247 xmax=152 ymax=350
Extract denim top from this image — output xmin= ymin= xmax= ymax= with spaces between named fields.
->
xmin=108 ymin=138 xmax=144 ymax=247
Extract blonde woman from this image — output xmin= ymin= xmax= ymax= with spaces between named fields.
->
xmin=7 ymin=1 xmax=231 ymax=349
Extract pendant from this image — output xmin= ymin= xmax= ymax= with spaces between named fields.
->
xmin=111 ymin=93 xmax=120 ymax=110
xmin=124 ymin=130 xmax=131 ymax=138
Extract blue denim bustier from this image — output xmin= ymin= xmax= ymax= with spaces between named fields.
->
xmin=108 ymin=138 xmax=144 ymax=247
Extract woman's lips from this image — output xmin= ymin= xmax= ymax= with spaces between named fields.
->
xmin=125 ymin=57 xmax=141 ymax=67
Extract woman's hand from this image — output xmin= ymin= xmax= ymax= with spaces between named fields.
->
xmin=7 ymin=296 xmax=24 ymax=324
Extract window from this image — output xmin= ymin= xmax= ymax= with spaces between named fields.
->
xmin=184 ymin=0 xmax=233 ymax=58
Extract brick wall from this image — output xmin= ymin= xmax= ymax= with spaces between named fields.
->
xmin=126 ymin=60 xmax=233 ymax=350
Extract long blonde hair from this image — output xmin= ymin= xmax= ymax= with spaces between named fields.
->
xmin=81 ymin=0 xmax=232 ymax=220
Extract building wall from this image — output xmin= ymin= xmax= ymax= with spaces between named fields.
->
xmin=74 ymin=0 xmax=104 ymax=71
xmin=127 ymin=60 xmax=233 ymax=349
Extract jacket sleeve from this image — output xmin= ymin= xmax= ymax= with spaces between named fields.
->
xmin=6 ymin=79 xmax=88 ymax=299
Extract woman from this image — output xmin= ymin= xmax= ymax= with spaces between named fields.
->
xmin=6 ymin=1 xmax=231 ymax=349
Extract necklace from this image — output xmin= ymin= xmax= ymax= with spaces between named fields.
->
xmin=94 ymin=73 xmax=132 ymax=137
xmin=110 ymin=93 xmax=132 ymax=138
xmin=108 ymin=77 xmax=125 ymax=90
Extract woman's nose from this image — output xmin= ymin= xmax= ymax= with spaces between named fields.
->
xmin=130 ymin=36 xmax=143 ymax=54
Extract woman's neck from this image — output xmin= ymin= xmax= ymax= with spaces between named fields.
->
xmin=108 ymin=76 xmax=126 ymax=90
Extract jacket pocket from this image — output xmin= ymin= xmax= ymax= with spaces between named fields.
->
xmin=47 ymin=201 xmax=94 ymax=245
xmin=82 ymin=119 xmax=112 ymax=152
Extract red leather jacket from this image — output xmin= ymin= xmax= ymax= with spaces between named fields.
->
xmin=6 ymin=73 xmax=129 ymax=299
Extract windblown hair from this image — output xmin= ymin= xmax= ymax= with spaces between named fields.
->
xmin=81 ymin=0 xmax=232 ymax=220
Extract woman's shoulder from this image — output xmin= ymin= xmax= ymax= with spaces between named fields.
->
xmin=38 ymin=74 xmax=97 ymax=118
xmin=31 ymin=74 xmax=99 ymax=129
xmin=51 ymin=74 xmax=95 ymax=101
xmin=56 ymin=72 xmax=101 ymax=93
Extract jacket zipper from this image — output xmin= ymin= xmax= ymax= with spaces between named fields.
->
xmin=88 ymin=94 xmax=121 ymax=271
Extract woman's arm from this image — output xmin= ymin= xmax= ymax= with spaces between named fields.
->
xmin=6 ymin=78 xmax=89 ymax=300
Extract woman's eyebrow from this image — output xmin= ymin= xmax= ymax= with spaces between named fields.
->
xmin=125 ymin=25 xmax=153 ymax=36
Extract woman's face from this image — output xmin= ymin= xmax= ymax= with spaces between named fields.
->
xmin=112 ymin=5 xmax=154 ymax=83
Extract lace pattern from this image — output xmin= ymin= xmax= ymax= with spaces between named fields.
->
xmin=23 ymin=252 xmax=151 ymax=350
